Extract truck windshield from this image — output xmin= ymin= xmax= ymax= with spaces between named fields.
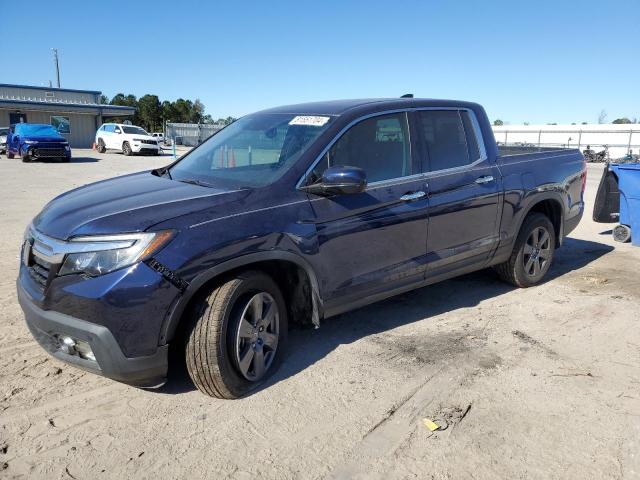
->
xmin=122 ymin=126 xmax=149 ymax=135
xmin=168 ymin=113 xmax=333 ymax=188
xmin=15 ymin=124 xmax=60 ymax=137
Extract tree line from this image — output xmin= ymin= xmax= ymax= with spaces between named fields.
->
xmin=99 ymin=93 xmax=236 ymax=132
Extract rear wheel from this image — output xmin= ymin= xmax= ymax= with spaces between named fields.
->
xmin=184 ymin=271 xmax=287 ymax=399
xmin=494 ymin=212 xmax=556 ymax=287
xmin=122 ymin=141 xmax=132 ymax=156
xmin=97 ymin=138 xmax=106 ymax=153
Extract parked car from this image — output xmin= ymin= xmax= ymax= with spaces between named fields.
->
xmin=6 ymin=123 xmax=71 ymax=162
xmin=95 ymin=123 xmax=160 ymax=156
xmin=0 ymin=127 xmax=9 ymax=154
xmin=18 ymin=98 xmax=586 ymax=398
xmin=152 ymin=132 xmax=165 ymax=145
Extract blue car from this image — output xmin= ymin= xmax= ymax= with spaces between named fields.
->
xmin=6 ymin=123 xmax=72 ymax=162
xmin=17 ymin=98 xmax=586 ymax=398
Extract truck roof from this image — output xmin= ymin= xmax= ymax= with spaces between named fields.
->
xmin=259 ymin=98 xmax=482 ymax=116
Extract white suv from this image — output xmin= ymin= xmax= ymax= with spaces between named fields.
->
xmin=95 ymin=123 xmax=160 ymax=156
xmin=151 ymin=132 xmax=165 ymax=145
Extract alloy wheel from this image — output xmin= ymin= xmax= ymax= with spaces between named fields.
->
xmin=523 ymin=226 xmax=551 ymax=278
xmin=234 ymin=292 xmax=280 ymax=381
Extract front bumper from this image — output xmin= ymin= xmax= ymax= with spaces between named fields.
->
xmin=18 ymin=283 xmax=168 ymax=387
xmin=131 ymin=143 xmax=160 ymax=154
xmin=23 ymin=145 xmax=72 ymax=159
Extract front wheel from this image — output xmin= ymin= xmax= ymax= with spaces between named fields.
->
xmin=20 ymin=149 xmax=31 ymax=163
xmin=185 ymin=271 xmax=287 ymax=399
xmin=494 ymin=212 xmax=556 ymax=287
xmin=122 ymin=141 xmax=132 ymax=156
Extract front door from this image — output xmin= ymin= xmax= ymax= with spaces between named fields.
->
xmin=303 ymin=112 xmax=429 ymax=314
xmin=415 ymin=109 xmax=502 ymax=275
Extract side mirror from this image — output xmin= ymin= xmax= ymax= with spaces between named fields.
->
xmin=301 ymin=165 xmax=367 ymax=196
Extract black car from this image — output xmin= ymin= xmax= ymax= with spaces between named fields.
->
xmin=18 ymin=98 xmax=586 ymax=398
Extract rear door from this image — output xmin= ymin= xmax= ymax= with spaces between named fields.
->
xmin=303 ymin=111 xmax=429 ymax=312
xmin=415 ymin=109 xmax=502 ymax=275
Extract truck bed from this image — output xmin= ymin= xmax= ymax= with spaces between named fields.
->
xmin=498 ymin=145 xmax=575 ymax=156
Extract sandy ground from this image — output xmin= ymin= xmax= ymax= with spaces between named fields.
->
xmin=0 ymin=151 xmax=639 ymax=479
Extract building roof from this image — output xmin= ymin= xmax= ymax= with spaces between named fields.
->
xmin=0 ymin=98 xmax=135 ymax=115
xmin=0 ymin=83 xmax=102 ymax=95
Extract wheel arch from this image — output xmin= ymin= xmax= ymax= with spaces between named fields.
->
xmin=517 ymin=194 xmax=565 ymax=248
xmin=159 ymin=251 xmax=323 ymax=345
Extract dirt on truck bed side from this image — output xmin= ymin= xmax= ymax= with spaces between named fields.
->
xmin=1 ymin=153 xmax=639 ymax=479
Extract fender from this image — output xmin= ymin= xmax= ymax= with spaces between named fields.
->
xmin=512 ymin=190 xmax=566 ymax=247
xmin=158 ymin=250 xmax=323 ymax=345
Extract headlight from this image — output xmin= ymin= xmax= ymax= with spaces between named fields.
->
xmin=24 ymin=140 xmax=38 ymax=145
xmin=58 ymin=230 xmax=174 ymax=277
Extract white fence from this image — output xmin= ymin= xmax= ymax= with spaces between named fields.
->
xmin=492 ymin=124 xmax=639 ymax=158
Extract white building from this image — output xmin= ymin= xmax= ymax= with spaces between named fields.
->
xmin=0 ymin=84 xmax=135 ymax=148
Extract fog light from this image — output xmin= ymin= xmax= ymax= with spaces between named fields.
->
xmin=59 ymin=336 xmax=76 ymax=354
xmin=74 ymin=340 xmax=96 ymax=361
xmin=57 ymin=335 xmax=95 ymax=361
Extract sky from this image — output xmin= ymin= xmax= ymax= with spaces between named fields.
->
xmin=2 ymin=0 xmax=639 ymax=124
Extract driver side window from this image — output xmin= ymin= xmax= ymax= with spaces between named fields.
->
xmin=310 ymin=112 xmax=411 ymax=184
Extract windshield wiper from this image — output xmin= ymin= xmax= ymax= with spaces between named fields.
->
xmin=178 ymin=178 xmax=214 ymax=188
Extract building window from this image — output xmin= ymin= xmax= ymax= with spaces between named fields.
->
xmin=51 ymin=116 xmax=70 ymax=134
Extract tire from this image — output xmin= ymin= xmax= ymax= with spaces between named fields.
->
xmin=185 ymin=271 xmax=287 ymax=399
xmin=122 ymin=141 xmax=132 ymax=156
xmin=613 ymin=224 xmax=631 ymax=243
xmin=7 ymin=150 xmax=14 ymax=159
xmin=20 ymin=149 xmax=31 ymax=163
xmin=494 ymin=212 xmax=556 ymax=287
xmin=97 ymin=138 xmax=106 ymax=153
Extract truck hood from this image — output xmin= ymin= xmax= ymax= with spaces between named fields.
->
xmin=33 ymin=172 xmax=247 ymax=239
xmin=22 ymin=135 xmax=67 ymax=143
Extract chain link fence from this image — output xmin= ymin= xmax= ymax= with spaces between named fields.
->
xmin=492 ymin=127 xmax=639 ymax=159
xmin=165 ymin=123 xmax=224 ymax=147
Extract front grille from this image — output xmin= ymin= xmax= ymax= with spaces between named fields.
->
xmin=141 ymin=139 xmax=157 ymax=145
xmin=32 ymin=148 xmax=65 ymax=158
xmin=25 ymin=243 xmax=54 ymax=292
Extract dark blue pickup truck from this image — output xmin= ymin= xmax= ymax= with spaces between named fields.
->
xmin=6 ymin=123 xmax=72 ymax=162
xmin=17 ymin=98 xmax=586 ymax=398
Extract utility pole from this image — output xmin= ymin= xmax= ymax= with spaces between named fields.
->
xmin=51 ymin=48 xmax=60 ymax=88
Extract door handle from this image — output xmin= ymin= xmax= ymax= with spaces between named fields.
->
xmin=475 ymin=175 xmax=494 ymax=184
xmin=400 ymin=191 xmax=426 ymax=201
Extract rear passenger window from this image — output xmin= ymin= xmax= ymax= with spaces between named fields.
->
xmin=460 ymin=111 xmax=481 ymax=161
xmin=418 ymin=110 xmax=479 ymax=172
xmin=310 ymin=113 xmax=411 ymax=183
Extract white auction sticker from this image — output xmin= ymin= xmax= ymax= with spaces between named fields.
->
xmin=289 ymin=115 xmax=331 ymax=127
